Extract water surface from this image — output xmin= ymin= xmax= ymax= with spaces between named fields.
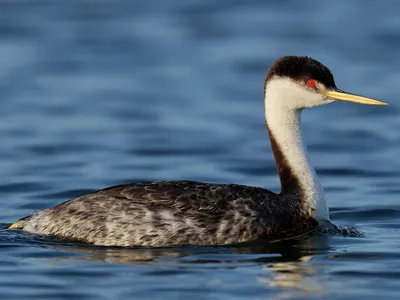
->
xmin=1 ymin=1 xmax=400 ymax=299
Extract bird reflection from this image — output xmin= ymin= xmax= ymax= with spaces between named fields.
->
xmin=258 ymin=256 xmax=325 ymax=299
xmin=255 ymin=234 xmax=330 ymax=299
xmin=10 ymin=228 xmax=331 ymax=298
xmin=28 ymin=228 xmax=330 ymax=265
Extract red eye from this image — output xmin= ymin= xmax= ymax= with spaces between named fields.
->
xmin=307 ymin=79 xmax=316 ymax=87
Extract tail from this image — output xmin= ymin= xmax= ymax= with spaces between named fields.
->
xmin=8 ymin=216 xmax=31 ymax=229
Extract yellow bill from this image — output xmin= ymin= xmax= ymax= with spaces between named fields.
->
xmin=322 ymin=89 xmax=387 ymax=105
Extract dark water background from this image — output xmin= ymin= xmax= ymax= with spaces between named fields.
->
xmin=1 ymin=0 xmax=400 ymax=299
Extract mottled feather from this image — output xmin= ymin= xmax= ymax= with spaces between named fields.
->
xmin=12 ymin=181 xmax=316 ymax=247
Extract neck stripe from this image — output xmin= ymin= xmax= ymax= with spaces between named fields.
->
xmin=267 ymin=125 xmax=304 ymax=197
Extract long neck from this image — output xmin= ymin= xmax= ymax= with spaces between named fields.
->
xmin=264 ymin=90 xmax=329 ymax=221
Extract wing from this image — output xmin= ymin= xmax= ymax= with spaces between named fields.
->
xmin=87 ymin=180 xmax=278 ymax=214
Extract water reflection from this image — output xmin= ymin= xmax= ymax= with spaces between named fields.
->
xmin=10 ymin=229 xmax=330 ymax=266
xmin=259 ymin=256 xmax=325 ymax=299
xmin=256 ymin=234 xmax=329 ymax=299
xmin=50 ymin=246 xmax=191 ymax=264
xmin=21 ymin=232 xmax=328 ymax=299
xmin=2 ymin=222 xmax=341 ymax=298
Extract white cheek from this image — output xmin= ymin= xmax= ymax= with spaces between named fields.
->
xmin=265 ymin=78 xmax=326 ymax=110
xmin=301 ymin=92 xmax=326 ymax=108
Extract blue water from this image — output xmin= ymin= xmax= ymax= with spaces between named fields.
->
xmin=1 ymin=0 xmax=400 ymax=299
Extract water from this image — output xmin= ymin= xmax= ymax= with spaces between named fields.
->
xmin=0 ymin=0 xmax=400 ymax=299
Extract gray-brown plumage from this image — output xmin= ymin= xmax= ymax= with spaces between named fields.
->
xmin=12 ymin=181 xmax=316 ymax=247
xmin=10 ymin=56 xmax=385 ymax=247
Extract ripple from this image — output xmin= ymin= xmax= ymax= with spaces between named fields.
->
xmin=331 ymin=207 xmax=400 ymax=221
xmin=328 ymin=252 xmax=397 ymax=261
xmin=37 ymin=189 xmax=95 ymax=200
xmin=317 ymin=168 xmax=398 ymax=178
xmin=130 ymin=146 xmax=225 ymax=157
xmin=332 ymin=270 xmax=400 ymax=279
xmin=0 ymin=182 xmax=50 ymax=194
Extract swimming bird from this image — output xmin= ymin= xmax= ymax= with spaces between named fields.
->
xmin=9 ymin=56 xmax=387 ymax=247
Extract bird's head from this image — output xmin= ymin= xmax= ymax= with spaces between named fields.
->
xmin=264 ymin=56 xmax=387 ymax=110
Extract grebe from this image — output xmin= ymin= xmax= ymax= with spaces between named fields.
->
xmin=9 ymin=56 xmax=387 ymax=247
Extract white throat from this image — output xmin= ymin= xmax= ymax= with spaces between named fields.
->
xmin=264 ymin=78 xmax=329 ymax=221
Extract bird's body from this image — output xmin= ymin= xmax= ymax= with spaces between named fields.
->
xmin=17 ymin=181 xmax=316 ymax=247
xmin=9 ymin=56 xmax=386 ymax=247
